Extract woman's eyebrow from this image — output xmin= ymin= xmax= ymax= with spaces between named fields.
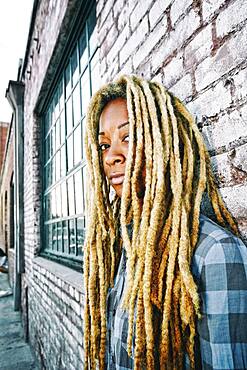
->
xmin=118 ymin=121 xmax=129 ymax=129
xmin=98 ymin=121 xmax=129 ymax=136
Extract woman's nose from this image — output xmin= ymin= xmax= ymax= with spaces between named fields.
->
xmin=104 ymin=143 xmax=125 ymax=166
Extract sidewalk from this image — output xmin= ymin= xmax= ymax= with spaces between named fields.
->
xmin=0 ymin=272 xmax=38 ymax=370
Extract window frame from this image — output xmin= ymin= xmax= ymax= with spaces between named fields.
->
xmin=40 ymin=1 xmax=98 ymax=270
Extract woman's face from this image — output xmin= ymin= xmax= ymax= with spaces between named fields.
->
xmin=99 ymin=98 xmax=129 ymax=197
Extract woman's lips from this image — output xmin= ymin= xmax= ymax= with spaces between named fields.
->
xmin=110 ymin=173 xmax=125 ymax=185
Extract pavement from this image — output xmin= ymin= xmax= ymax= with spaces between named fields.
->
xmin=0 ymin=272 xmax=39 ymax=370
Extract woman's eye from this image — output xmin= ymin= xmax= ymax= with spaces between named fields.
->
xmin=123 ymin=135 xmax=129 ymax=142
xmin=99 ymin=143 xmax=110 ymax=151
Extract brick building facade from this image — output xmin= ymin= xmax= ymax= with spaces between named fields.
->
xmin=0 ymin=120 xmax=14 ymax=279
xmin=1 ymin=0 xmax=246 ymax=369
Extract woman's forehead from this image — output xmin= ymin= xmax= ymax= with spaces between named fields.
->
xmin=99 ymin=98 xmax=128 ymax=131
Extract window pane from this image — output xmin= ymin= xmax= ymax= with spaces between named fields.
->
xmin=55 ymin=120 xmax=60 ymax=150
xmin=45 ymin=162 xmax=51 ymax=187
xmin=56 ymin=185 xmax=61 ymax=218
xmin=67 ymin=176 xmax=75 ymax=216
xmin=81 ymin=68 xmax=90 ymax=117
xmin=51 ymin=188 xmax=57 ymax=219
xmin=56 ymin=151 xmax=60 ymax=181
xmin=51 ymin=159 xmax=55 ymax=185
xmin=58 ymin=78 xmax=64 ymax=111
xmin=60 ymin=144 xmax=66 ymax=177
xmin=77 ymin=217 xmax=85 ymax=256
xmin=45 ymin=193 xmax=51 ymax=220
xmin=52 ymin=223 xmax=57 ymax=250
xmin=82 ymin=118 xmax=86 ymax=159
xmin=63 ymin=220 xmax=68 ymax=254
xmin=45 ymin=108 xmax=52 ymax=135
xmin=74 ymin=170 xmax=83 ymax=214
xmin=71 ymin=48 xmax=79 ymax=87
xmin=69 ymin=219 xmax=76 ymax=254
xmin=50 ymin=128 xmax=54 ymax=157
xmin=88 ymin=6 xmax=97 ymax=55
xmin=74 ymin=124 xmax=82 ymax=165
xmin=73 ymin=83 xmax=81 ymax=125
xmin=61 ymin=182 xmax=68 ymax=217
xmin=66 ymin=97 xmax=73 ymax=134
xmin=67 ymin=134 xmax=73 ymax=171
xmin=82 ymin=165 xmax=87 ymax=211
xmin=91 ymin=50 xmax=100 ymax=95
xmin=48 ymin=224 xmax=53 ymax=250
xmin=60 ymin=110 xmax=65 ymax=143
xmin=65 ymin=63 xmax=71 ymax=98
xmin=54 ymin=91 xmax=59 ymax=121
xmin=57 ymin=221 xmax=62 ymax=252
xmin=45 ymin=136 xmax=50 ymax=163
xmin=79 ymin=29 xmax=87 ymax=72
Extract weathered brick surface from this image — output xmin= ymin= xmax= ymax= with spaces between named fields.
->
xmin=3 ymin=1 xmax=246 ymax=369
xmin=170 ymin=0 xmax=193 ymax=26
xmin=202 ymin=0 xmax=226 ymax=20
xmin=149 ymin=0 xmax=171 ymax=30
xmin=28 ymin=259 xmax=85 ymax=369
xmin=216 ymin=0 xmax=247 ymax=38
xmin=0 ymin=123 xmax=14 ymax=271
xmin=98 ymin=0 xmax=247 ymax=240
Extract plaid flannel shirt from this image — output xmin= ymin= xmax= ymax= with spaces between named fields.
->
xmin=106 ymin=215 xmax=247 ymax=369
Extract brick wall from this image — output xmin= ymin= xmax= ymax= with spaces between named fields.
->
xmin=98 ymin=0 xmax=247 ymax=240
xmin=15 ymin=0 xmax=247 ymax=369
xmin=22 ymin=0 xmax=86 ymax=368
xmin=0 ymin=122 xmax=8 ymax=175
xmin=0 ymin=123 xmax=14 ymax=259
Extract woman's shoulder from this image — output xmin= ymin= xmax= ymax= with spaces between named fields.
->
xmin=192 ymin=214 xmax=247 ymax=279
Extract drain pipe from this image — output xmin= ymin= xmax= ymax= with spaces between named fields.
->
xmin=6 ymin=80 xmax=25 ymax=311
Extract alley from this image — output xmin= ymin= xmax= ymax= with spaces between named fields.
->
xmin=0 ymin=272 xmax=38 ymax=370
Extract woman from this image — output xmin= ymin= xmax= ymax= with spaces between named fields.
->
xmin=83 ymin=75 xmax=247 ymax=369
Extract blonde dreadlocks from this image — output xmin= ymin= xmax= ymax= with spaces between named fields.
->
xmin=83 ymin=75 xmax=238 ymax=370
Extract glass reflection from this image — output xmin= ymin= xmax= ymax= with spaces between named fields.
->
xmin=79 ymin=29 xmax=87 ymax=72
xmin=48 ymin=224 xmax=53 ymax=249
xmin=88 ymin=5 xmax=97 ymax=55
xmin=56 ymin=151 xmax=60 ymax=181
xmin=57 ymin=221 xmax=62 ymax=252
xmin=81 ymin=69 xmax=90 ymax=116
xmin=91 ymin=51 xmax=100 ymax=95
xmin=67 ymin=134 xmax=73 ymax=171
xmin=66 ymin=97 xmax=73 ymax=134
xmin=56 ymin=185 xmax=61 ymax=218
xmin=77 ymin=217 xmax=85 ymax=256
xmin=73 ymin=83 xmax=81 ymax=125
xmin=71 ymin=48 xmax=79 ymax=87
xmin=63 ymin=220 xmax=68 ymax=253
xmin=58 ymin=78 xmax=64 ymax=111
xmin=65 ymin=63 xmax=71 ymax=98
xmin=56 ymin=120 xmax=60 ymax=150
xmin=60 ymin=111 xmax=65 ymax=143
xmin=69 ymin=219 xmax=76 ymax=254
xmin=74 ymin=170 xmax=83 ymax=214
xmin=52 ymin=223 xmax=57 ymax=250
xmin=60 ymin=145 xmax=66 ymax=177
xmin=61 ymin=181 xmax=68 ymax=217
xmin=45 ymin=193 xmax=51 ymax=220
xmin=68 ymin=176 xmax=75 ymax=216
xmin=51 ymin=188 xmax=57 ymax=219
xmin=74 ymin=124 xmax=82 ymax=165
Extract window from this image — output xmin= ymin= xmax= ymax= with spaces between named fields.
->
xmin=42 ymin=4 xmax=99 ymax=267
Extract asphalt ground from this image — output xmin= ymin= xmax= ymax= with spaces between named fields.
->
xmin=0 ymin=272 xmax=38 ymax=370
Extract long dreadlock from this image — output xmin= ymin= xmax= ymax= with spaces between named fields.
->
xmin=83 ymin=75 xmax=238 ymax=370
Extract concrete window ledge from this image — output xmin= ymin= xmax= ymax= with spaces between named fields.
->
xmin=33 ymin=256 xmax=84 ymax=294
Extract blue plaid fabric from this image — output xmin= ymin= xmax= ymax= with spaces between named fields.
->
xmin=106 ymin=215 xmax=247 ymax=369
